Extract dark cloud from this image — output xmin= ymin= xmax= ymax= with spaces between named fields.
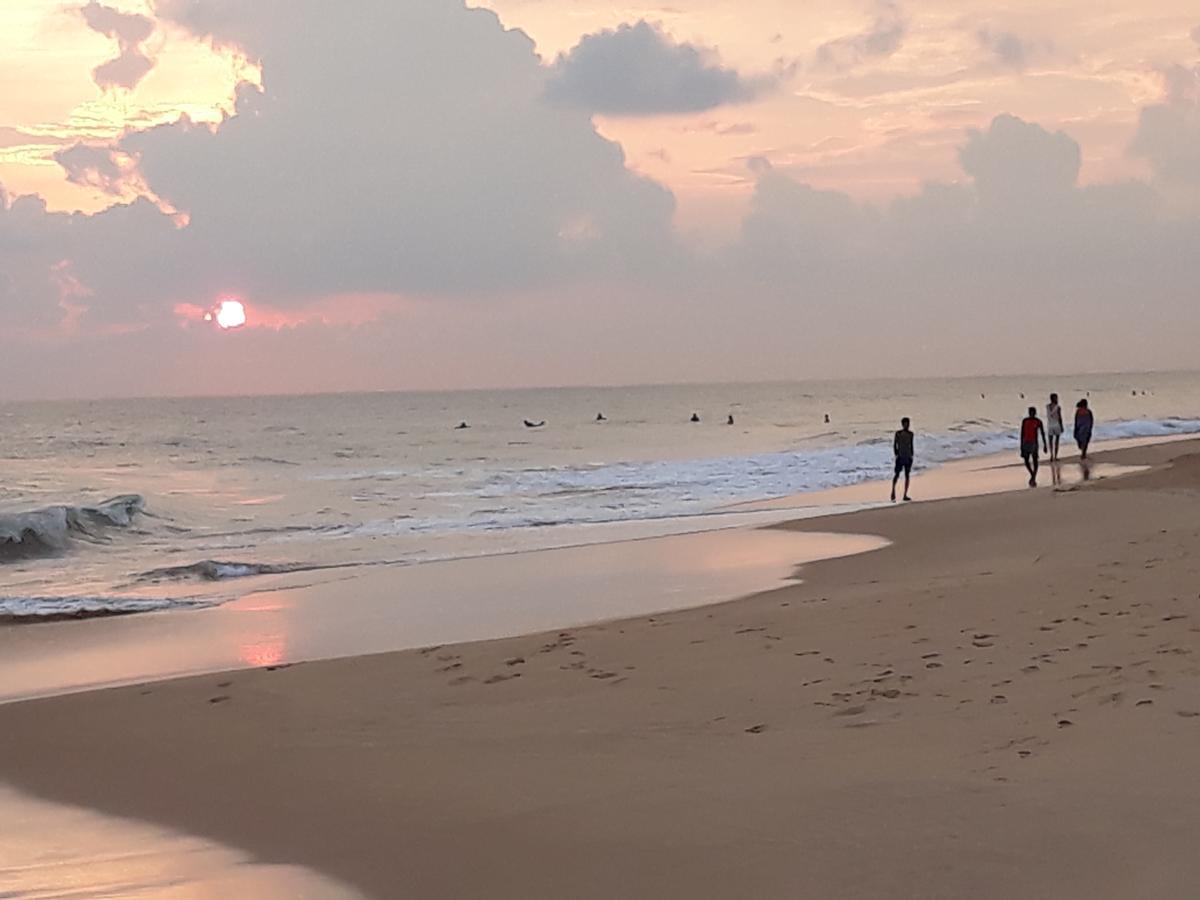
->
xmin=1130 ymin=64 xmax=1200 ymax=187
xmin=815 ymin=1 xmax=907 ymax=70
xmin=80 ymin=1 xmax=156 ymax=90
xmin=53 ymin=144 xmax=126 ymax=195
xmin=977 ymin=28 xmax=1029 ymax=68
xmin=545 ymin=21 xmax=769 ymax=116
xmin=959 ymin=114 xmax=1081 ymax=213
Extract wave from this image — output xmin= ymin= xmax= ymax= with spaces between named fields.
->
xmin=0 ymin=594 xmax=218 ymax=623
xmin=345 ymin=417 xmax=1200 ymax=538
xmin=0 ymin=495 xmax=145 ymax=563
xmin=135 ymin=559 xmax=311 ymax=582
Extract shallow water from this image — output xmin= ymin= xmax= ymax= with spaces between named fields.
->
xmin=1 ymin=373 xmax=1197 ymax=615
xmin=0 ymin=785 xmax=364 ymax=899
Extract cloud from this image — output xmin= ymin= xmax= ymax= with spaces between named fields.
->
xmin=815 ymin=1 xmax=907 ymax=70
xmin=1130 ymin=64 xmax=1200 ymax=189
xmin=5 ymin=2 xmax=1200 ymax=397
xmin=1192 ymin=25 xmax=1200 ymax=47
xmin=545 ymin=21 xmax=769 ymax=116
xmin=977 ymin=28 xmax=1029 ymax=68
xmin=80 ymin=1 xmax=156 ymax=90
xmin=5 ymin=0 xmax=677 ymax=333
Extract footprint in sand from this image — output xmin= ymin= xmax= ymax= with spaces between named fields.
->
xmin=483 ymin=673 xmax=522 ymax=685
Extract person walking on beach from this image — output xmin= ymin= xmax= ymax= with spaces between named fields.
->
xmin=1020 ymin=406 xmax=1047 ymax=487
xmin=1074 ymin=399 xmax=1094 ymax=459
xmin=891 ymin=417 xmax=914 ymax=503
xmin=1046 ymin=393 xmax=1064 ymax=461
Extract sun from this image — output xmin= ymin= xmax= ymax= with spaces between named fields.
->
xmin=212 ymin=299 xmax=247 ymax=329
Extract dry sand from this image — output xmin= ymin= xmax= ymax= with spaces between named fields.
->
xmin=3 ymin=440 xmax=1200 ymax=898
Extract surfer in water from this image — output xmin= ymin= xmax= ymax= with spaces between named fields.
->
xmin=524 ymin=419 xmax=545 ymax=428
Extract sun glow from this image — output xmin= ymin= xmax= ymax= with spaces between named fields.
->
xmin=207 ymin=299 xmax=247 ymax=329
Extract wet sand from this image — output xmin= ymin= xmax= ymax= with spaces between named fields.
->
xmin=3 ymin=438 xmax=1200 ymax=898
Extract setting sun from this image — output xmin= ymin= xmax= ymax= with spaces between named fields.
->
xmin=213 ymin=299 xmax=247 ymax=330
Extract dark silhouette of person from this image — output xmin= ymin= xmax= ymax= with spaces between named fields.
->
xmin=524 ymin=419 xmax=545 ymax=428
xmin=596 ymin=413 xmax=606 ymax=422
xmin=455 ymin=422 xmax=470 ymax=430
xmin=1074 ymin=399 xmax=1094 ymax=459
xmin=891 ymin=417 xmax=914 ymax=502
xmin=1020 ymin=406 xmax=1047 ymax=486
xmin=727 ymin=414 xmax=735 ymax=425
xmin=824 ymin=413 xmax=830 ymax=424
xmin=690 ymin=413 xmax=700 ymax=423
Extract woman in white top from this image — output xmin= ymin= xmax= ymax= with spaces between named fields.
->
xmin=1046 ymin=392 xmax=1064 ymax=461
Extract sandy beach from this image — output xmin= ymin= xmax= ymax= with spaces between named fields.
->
xmin=4 ymin=438 xmax=1200 ymax=898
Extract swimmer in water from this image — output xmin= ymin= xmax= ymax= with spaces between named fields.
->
xmin=455 ymin=422 xmax=470 ymax=429
xmin=690 ymin=413 xmax=700 ymax=423
xmin=727 ymin=415 xmax=734 ymax=425
xmin=596 ymin=412 xmax=606 ymax=422
xmin=524 ymin=419 xmax=545 ymax=428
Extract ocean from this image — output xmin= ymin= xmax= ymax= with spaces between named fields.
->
xmin=3 ymin=372 xmax=1200 ymax=618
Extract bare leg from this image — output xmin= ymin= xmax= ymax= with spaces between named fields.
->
xmin=891 ymin=471 xmax=899 ymax=502
xmin=903 ymin=470 xmax=911 ymax=501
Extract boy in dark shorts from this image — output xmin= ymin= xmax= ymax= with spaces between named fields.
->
xmin=1020 ymin=406 xmax=1047 ymax=487
xmin=891 ymin=417 xmax=914 ymax=502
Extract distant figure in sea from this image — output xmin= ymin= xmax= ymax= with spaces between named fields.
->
xmin=1074 ymin=399 xmax=1094 ymax=459
xmin=824 ymin=413 xmax=830 ymax=424
xmin=727 ymin=415 xmax=735 ymax=425
xmin=524 ymin=419 xmax=545 ymax=429
xmin=596 ymin=413 xmax=606 ymax=422
xmin=1020 ymin=406 xmax=1047 ymax=487
xmin=690 ymin=413 xmax=700 ymax=423
xmin=1045 ymin=393 xmax=1064 ymax=461
xmin=455 ymin=422 xmax=470 ymax=430
xmin=891 ymin=417 xmax=914 ymax=503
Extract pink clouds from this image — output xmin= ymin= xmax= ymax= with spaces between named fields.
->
xmin=80 ymin=1 xmax=157 ymax=90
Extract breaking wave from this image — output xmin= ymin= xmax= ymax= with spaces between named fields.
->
xmin=0 ymin=495 xmax=145 ymax=562
xmin=135 ymin=560 xmax=315 ymax=582
xmin=0 ymin=594 xmax=218 ymax=623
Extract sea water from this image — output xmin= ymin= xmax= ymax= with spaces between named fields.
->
xmin=3 ymin=372 xmax=1199 ymax=617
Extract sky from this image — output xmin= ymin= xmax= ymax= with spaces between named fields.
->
xmin=1 ymin=0 xmax=1198 ymax=399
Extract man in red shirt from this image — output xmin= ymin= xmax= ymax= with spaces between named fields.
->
xmin=1020 ymin=406 xmax=1048 ymax=487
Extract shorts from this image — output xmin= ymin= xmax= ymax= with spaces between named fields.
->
xmin=894 ymin=456 xmax=913 ymax=475
xmin=1021 ymin=442 xmax=1039 ymax=460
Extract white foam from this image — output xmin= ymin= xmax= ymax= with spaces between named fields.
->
xmin=0 ymin=595 xmax=216 ymax=620
xmin=343 ymin=418 xmax=1200 ymax=538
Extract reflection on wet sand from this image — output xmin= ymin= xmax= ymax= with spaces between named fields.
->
xmin=0 ymin=527 xmax=888 ymax=703
xmin=0 ymin=784 xmax=363 ymax=899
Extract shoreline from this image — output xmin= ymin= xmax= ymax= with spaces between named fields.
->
xmin=3 ymin=437 xmax=1200 ymax=897
xmin=0 ymin=435 xmax=1164 ymax=703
